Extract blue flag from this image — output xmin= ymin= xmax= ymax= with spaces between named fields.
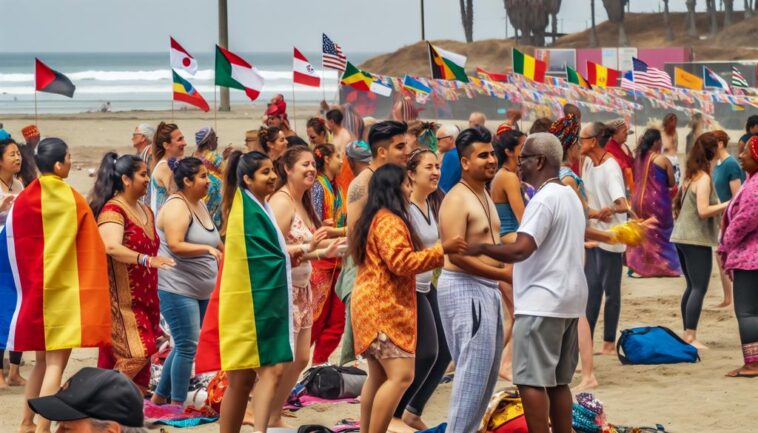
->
xmin=703 ymin=66 xmax=731 ymax=93
xmin=403 ymin=75 xmax=432 ymax=94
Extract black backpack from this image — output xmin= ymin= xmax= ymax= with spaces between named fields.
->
xmin=299 ymin=365 xmax=367 ymax=399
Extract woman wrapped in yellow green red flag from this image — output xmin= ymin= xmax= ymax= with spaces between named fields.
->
xmin=196 ymin=150 xmax=297 ymax=433
xmin=0 ymin=137 xmax=111 ymax=433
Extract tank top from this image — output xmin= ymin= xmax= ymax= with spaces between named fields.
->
xmin=495 ymin=203 xmax=519 ymax=237
xmin=670 ymin=180 xmax=720 ymax=247
xmin=409 ymin=201 xmax=439 ymax=293
xmin=157 ymin=196 xmax=221 ymax=300
xmin=286 ymin=209 xmax=314 ymax=288
xmin=560 ymin=166 xmax=587 ymax=201
xmin=149 ymin=160 xmax=169 ymax=215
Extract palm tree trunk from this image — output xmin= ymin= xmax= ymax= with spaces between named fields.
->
xmin=459 ymin=0 xmax=474 ymax=42
xmin=686 ymin=0 xmax=698 ymax=37
xmin=745 ymin=0 xmax=753 ymax=18
xmin=707 ymin=0 xmax=719 ymax=36
xmin=663 ymin=0 xmax=674 ymax=41
xmin=590 ymin=0 xmax=598 ymax=46
xmin=724 ymin=0 xmax=734 ymax=26
xmin=552 ymin=14 xmax=558 ymax=44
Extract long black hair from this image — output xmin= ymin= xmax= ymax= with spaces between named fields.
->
xmin=221 ymin=149 xmax=271 ymax=234
xmin=635 ymin=128 xmax=662 ymax=160
xmin=88 ymin=152 xmax=145 ymax=216
xmin=35 ymin=137 xmax=68 ymax=173
xmin=350 ymin=164 xmax=422 ymax=265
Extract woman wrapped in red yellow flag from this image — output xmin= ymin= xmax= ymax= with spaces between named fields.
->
xmin=0 ymin=138 xmax=111 ymax=433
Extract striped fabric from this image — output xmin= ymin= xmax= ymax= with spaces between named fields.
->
xmin=322 ymin=33 xmax=347 ymax=72
xmin=732 ymin=66 xmax=749 ymax=88
xmin=196 ymin=189 xmax=293 ymax=373
xmin=0 ymin=175 xmax=110 ymax=351
xmin=632 ymin=58 xmax=672 ymax=90
xmin=621 ymin=70 xmax=648 ymax=93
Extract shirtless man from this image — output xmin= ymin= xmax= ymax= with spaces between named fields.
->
xmin=437 ymin=126 xmax=510 ymax=433
xmin=327 ymin=108 xmax=354 ymax=152
xmin=335 ymin=121 xmax=411 ymax=366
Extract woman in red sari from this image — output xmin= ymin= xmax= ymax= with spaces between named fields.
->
xmin=89 ymin=152 xmax=175 ymax=393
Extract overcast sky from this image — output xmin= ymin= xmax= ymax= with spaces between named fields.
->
xmin=0 ymin=0 xmax=745 ymax=53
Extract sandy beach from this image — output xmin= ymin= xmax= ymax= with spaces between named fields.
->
xmin=0 ymin=109 xmax=752 ymax=433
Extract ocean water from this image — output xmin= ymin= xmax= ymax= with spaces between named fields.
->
xmin=0 ymin=52 xmax=375 ymax=114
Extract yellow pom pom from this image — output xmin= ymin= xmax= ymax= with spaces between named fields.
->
xmin=609 ymin=220 xmax=645 ymax=247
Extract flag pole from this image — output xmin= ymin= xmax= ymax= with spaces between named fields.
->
xmin=291 ymin=80 xmax=298 ymax=135
xmin=34 ymin=90 xmax=38 ymax=125
xmin=214 ymin=85 xmax=218 ymax=132
xmin=171 ymin=100 xmax=175 ymax=123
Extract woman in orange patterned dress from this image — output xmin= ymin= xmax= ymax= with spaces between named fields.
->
xmin=89 ymin=152 xmax=175 ymax=393
xmin=349 ymin=164 xmax=465 ymax=433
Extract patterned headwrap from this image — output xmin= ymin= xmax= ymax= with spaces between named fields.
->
xmin=496 ymin=123 xmax=513 ymax=136
xmin=22 ymin=124 xmax=40 ymax=140
xmin=548 ymin=113 xmax=580 ymax=151
xmin=748 ymin=135 xmax=758 ymax=162
xmin=195 ymin=127 xmax=213 ymax=146
xmin=346 ymin=140 xmax=372 ymax=163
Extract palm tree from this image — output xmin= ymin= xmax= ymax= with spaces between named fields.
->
xmin=724 ymin=0 xmax=734 ymax=25
xmin=602 ymin=0 xmax=629 ymax=46
xmin=590 ymin=0 xmax=598 ymax=46
xmin=706 ymin=0 xmax=718 ymax=36
xmin=745 ymin=0 xmax=752 ymax=18
xmin=663 ymin=0 xmax=674 ymax=41
xmin=459 ymin=0 xmax=474 ymax=42
xmin=546 ymin=0 xmax=562 ymax=44
xmin=686 ymin=0 xmax=698 ymax=37
xmin=505 ymin=0 xmax=550 ymax=46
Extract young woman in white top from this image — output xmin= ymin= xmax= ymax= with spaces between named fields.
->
xmin=267 ymin=145 xmax=343 ymax=427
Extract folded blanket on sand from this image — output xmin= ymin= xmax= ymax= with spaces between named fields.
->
xmin=143 ymin=400 xmax=218 ymax=428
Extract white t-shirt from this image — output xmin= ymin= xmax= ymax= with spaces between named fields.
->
xmin=514 ymin=182 xmax=588 ymax=318
xmin=582 ymin=157 xmax=627 ymax=253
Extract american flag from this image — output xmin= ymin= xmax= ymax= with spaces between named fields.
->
xmin=732 ymin=66 xmax=749 ymax=88
xmin=620 ymin=70 xmax=648 ymax=93
xmin=632 ymin=58 xmax=672 ymax=90
xmin=322 ymin=33 xmax=347 ymax=72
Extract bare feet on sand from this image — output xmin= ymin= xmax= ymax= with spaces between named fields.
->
xmin=687 ymin=340 xmax=708 ymax=350
xmin=714 ymin=300 xmax=732 ymax=308
xmin=402 ymin=411 xmax=429 ymax=431
xmin=388 ymin=417 xmax=416 ymax=433
xmin=572 ymin=374 xmax=599 ymax=392
xmin=242 ymin=407 xmax=254 ymax=426
xmin=18 ymin=422 xmax=36 ymax=433
xmin=8 ymin=374 xmax=27 ymax=387
xmin=726 ymin=364 xmax=758 ymax=378
xmin=600 ymin=342 xmax=616 ymax=355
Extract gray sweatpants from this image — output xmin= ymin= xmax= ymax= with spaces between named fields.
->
xmin=437 ymin=270 xmax=504 ymax=433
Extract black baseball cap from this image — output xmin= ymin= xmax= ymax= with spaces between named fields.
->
xmin=28 ymin=367 xmax=144 ymax=427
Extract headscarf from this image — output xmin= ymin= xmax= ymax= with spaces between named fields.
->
xmin=195 ymin=127 xmax=213 ymax=146
xmin=346 ymin=140 xmax=372 ymax=163
xmin=748 ymin=135 xmax=758 ymax=162
xmin=0 ymin=129 xmax=10 ymax=140
xmin=22 ymin=124 xmax=40 ymax=141
xmin=548 ymin=113 xmax=580 ymax=152
xmin=496 ymin=123 xmax=514 ymax=136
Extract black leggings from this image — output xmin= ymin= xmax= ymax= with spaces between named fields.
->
xmin=675 ymin=243 xmax=712 ymax=331
xmin=394 ymin=286 xmax=451 ymax=417
xmin=1 ymin=350 xmax=22 ymax=366
xmin=733 ymin=270 xmax=758 ymax=348
xmin=585 ymin=248 xmax=623 ymax=343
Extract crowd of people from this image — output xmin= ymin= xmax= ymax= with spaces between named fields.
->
xmin=0 ymin=100 xmax=756 ymax=433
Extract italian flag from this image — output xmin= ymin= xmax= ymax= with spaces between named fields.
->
xmin=512 ymin=49 xmax=546 ymax=83
xmin=215 ymin=45 xmax=265 ymax=101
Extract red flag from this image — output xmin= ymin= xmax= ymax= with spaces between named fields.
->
xmin=293 ymin=47 xmax=320 ymax=87
xmin=35 ymin=58 xmax=76 ymax=98
xmin=475 ymin=67 xmax=508 ymax=83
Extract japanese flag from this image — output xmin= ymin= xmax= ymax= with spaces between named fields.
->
xmin=170 ymin=37 xmax=198 ymax=76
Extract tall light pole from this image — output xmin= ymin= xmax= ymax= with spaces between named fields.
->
xmin=420 ymin=0 xmax=426 ymax=40
xmin=218 ymin=0 xmax=230 ymax=111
